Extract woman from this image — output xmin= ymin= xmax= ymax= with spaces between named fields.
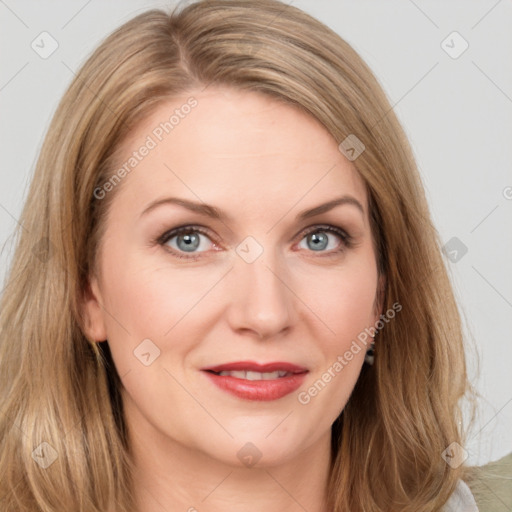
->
xmin=0 ymin=0 xmax=481 ymax=510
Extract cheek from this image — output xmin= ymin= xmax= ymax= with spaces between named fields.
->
xmin=300 ymin=255 xmax=378 ymax=346
xmin=103 ymin=251 xmax=210 ymax=338
xmin=99 ymin=263 xmax=202 ymax=413
xmin=296 ymin=261 xmax=377 ymax=420
xmin=97 ymin=252 xmax=207 ymax=377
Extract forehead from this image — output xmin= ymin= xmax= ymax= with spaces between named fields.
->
xmin=110 ymin=87 xmax=368 ymax=219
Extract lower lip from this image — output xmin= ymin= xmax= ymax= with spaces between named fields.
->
xmin=202 ymin=371 xmax=308 ymax=401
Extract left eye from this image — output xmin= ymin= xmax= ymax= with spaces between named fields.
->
xmin=297 ymin=226 xmax=348 ymax=253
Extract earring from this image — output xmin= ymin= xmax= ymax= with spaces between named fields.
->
xmin=364 ymin=336 xmax=376 ymax=365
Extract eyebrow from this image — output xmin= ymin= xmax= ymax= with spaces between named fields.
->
xmin=139 ymin=195 xmax=365 ymax=221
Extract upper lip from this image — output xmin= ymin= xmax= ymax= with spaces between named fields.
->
xmin=202 ymin=361 xmax=308 ymax=374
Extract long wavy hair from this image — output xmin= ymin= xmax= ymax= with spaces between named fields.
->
xmin=0 ymin=1 xmax=479 ymax=510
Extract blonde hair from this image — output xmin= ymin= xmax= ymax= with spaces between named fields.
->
xmin=0 ymin=1 xmax=479 ymax=510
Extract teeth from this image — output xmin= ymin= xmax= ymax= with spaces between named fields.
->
xmin=246 ymin=371 xmax=264 ymax=381
xmin=225 ymin=370 xmax=246 ymax=379
xmin=217 ymin=370 xmax=291 ymax=380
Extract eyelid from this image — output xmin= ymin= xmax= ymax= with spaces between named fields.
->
xmin=156 ymin=225 xmax=217 ymax=252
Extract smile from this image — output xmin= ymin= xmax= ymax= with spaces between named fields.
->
xmin=201 ymin=361 xmax=309 ymax=401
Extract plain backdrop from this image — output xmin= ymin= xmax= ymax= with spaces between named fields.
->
xmin=0 ymin=0 xmax=511 ymax=467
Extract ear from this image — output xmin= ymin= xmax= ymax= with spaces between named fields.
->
xmin=80 ymin=275 xmax=108 ymax=343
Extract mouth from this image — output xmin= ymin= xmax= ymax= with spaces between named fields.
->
xmin=207 ymin=369 xmax=294 ymax=380
xmin=201 ymin=361 xmax=308 ymax=401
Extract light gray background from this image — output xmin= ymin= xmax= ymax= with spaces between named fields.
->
xmin=1 ymin=0 xmax=511 ymax=467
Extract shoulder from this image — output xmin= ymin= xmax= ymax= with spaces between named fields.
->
xmin=443 ymin=479 xmax=479 ymax=512
xmin=465 ymin=452 xmax=512 ymax=512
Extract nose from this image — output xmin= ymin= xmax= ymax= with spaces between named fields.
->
xmin=226 ymin=249 xmax=295 ymax=340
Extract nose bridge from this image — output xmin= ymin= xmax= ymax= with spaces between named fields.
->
xmin=228 ymin=238 xmax=293 ymax=337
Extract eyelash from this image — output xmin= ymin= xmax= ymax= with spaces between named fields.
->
xmin=155 ymin=224 xmax=354 ymax=261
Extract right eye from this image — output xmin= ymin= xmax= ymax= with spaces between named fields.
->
xmin=158 ymin=226 xmax=217 ymax=260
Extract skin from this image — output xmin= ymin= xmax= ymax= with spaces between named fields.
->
xmin=82 ymin=86 xmax=384 ymax=512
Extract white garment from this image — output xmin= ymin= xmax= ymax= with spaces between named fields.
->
xmin=443 ymin=479 xmax=479 ymax=511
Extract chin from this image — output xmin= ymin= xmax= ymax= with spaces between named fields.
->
xmin=193 ymin=421 xmax=318 ymax=469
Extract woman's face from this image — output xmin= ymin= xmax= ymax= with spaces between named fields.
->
xmin=83 ymin=87 xmax=382 ymax=468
